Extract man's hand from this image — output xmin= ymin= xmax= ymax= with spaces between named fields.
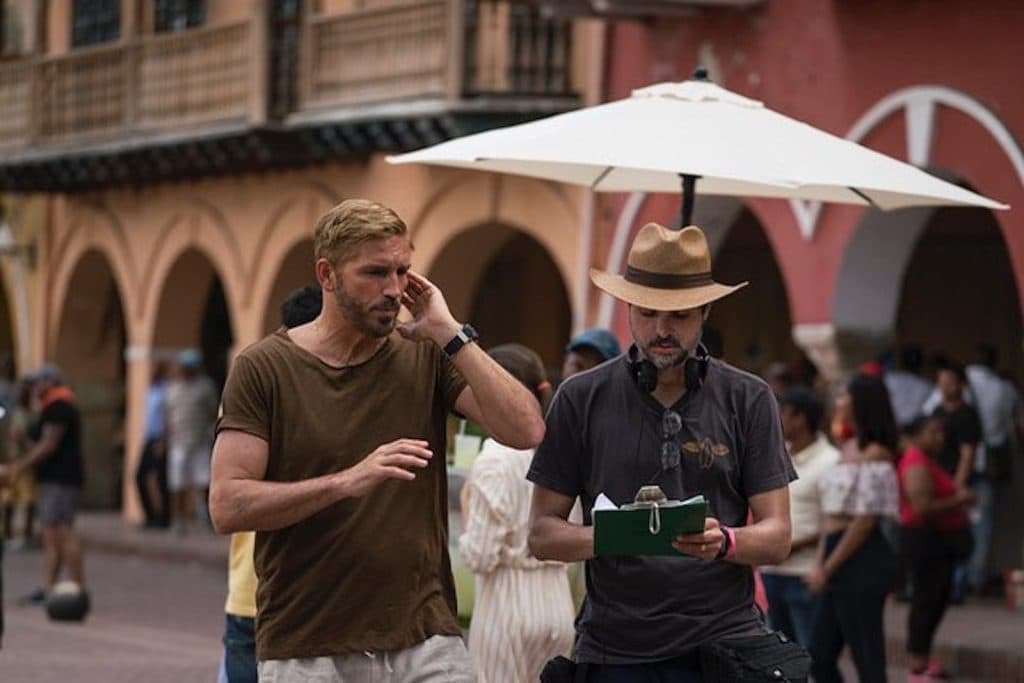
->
xmin=672 ymin=516 xmax=725 ymax=561
xmin=803 ymin=564 xmax=829 ymax=594
xmin=397 ymin=271 xmax=460 ymax=347
xmin=339 ymin=438 xmax=434 ymax=498
xmin=955 ymin=487 xmax=978 ymax=508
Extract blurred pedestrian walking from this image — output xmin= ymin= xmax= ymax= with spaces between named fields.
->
xmin=898 ymin=415 xmax=976 ymax=682
xmin=3 ymin=378 xmax=38 ymax=547
xmin=964 ymin=346 xmax=1020 ymax=595
xmin=165 ymin=350 xmax=218 ymax=534
xmin=0 ymin=364 xmax=87 ymax=607
xmin=135 ymin=361 xmax=170 ymax=529
xmin=761 ymin=386 xmax=839 ymax=649
xmin=885 ymin=345 xmax=932 ymax=429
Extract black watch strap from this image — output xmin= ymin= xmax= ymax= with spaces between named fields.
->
xmin=715 ymin=525 xmax=732 ymax=560
xmin=442 ymin=323 xmax=479 ymax=359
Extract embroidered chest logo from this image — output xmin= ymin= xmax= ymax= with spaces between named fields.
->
xmin=681 ymin=438 xmax=730 ymax=469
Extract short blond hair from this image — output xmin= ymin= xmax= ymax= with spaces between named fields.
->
xmin=313 ymin=199 xmax=409 ymax=267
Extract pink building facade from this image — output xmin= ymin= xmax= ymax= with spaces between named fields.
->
xmin=581 ymin=0 xmax=1022 ymax=383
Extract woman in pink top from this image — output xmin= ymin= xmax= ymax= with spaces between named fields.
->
xmin=898 ymin=415 xmax=976 ymax=682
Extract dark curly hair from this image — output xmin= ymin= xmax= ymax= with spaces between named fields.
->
xmin=848 ymin=372 xmax=900 ymax=454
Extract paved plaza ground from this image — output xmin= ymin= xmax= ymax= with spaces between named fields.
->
xmin=1 ymin=513 xmax=1020 ymax=682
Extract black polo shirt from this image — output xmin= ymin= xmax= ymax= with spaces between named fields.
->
xmin=931 ymin=402 xmax=982 ymax=476
xmin=31 ymin=399 xmax=84 ymax=487
xmin=528 ymin=355 xmax=795 ymax=665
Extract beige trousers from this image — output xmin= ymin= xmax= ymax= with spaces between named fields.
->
xmin=258 ymin=635 xmax=475 ymax=683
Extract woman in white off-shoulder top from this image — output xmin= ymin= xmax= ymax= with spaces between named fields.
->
xmin=808 ymin=373 xmax=900 ymax=683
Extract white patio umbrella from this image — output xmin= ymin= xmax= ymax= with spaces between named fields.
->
xmin=389 ymin=71 xmax=1006 ymax=225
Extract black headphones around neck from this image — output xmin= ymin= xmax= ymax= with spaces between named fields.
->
xmin=628 ymin=341 xmax=710 ymax=394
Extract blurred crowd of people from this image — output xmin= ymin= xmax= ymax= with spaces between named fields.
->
xmin=757 ymin=344 xmax=1023 ymax=682
xmin=3 ymin=198 xmax=1022 ymax=683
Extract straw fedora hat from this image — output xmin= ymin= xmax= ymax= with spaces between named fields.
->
xmin=590 ymin=223 xmax=747 ymax=311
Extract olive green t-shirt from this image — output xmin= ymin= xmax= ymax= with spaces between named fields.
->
xmin=217 ymin=328 xmax=467 ymax=661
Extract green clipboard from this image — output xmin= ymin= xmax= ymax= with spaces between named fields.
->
xmin=594 ymin=495 xmax=708 ymax=557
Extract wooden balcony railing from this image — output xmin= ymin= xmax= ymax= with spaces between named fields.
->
xmin=0 ymin=61 xmax=34 ymax=149
xmin=36 ymin=42 xmax=130 ymax=144
xmin=300 ymin=0 xmax=574 ymax=111
xmin=0 ymin=18 xmax=258 ymax=151
xmin=302 ymin=1 xmax=451 ymax=109
xmin=0 ymin=1 xmax=574 ymax=160
xmin=137 ymin=21 xmax=253 ymax=128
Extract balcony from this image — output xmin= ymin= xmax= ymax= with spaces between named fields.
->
xmin=0 ymin=1 xmax=578 ymax=192
xmin=298 ymin=0 xmax=573 ymax=112
xmin=0 ymin=19 xmax=256 ymax=151
xmin=520 ymin=0 xmax=764 ymax=17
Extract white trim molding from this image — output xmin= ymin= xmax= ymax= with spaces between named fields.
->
xmin=790 ymin=85 xmax=1024 ymax=240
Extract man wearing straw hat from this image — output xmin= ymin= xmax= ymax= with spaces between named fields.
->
xmin=528 ymin=223 xmax=797 ymax=681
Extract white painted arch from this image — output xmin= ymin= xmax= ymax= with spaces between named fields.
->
xmin=832 ymin=84 xmax=1024 ymax=339
xmin=790 ymin=85 xmax=1023 ymax=240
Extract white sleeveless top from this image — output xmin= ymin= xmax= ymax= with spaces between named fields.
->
xmin=818 ymin=460 xmax=899 ymax=517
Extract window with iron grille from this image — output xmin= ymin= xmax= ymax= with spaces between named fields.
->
xmin=154 ymin=0 xmax=205 ymax=33
xmin=268 ymin=0 xmax=301 ymax=118
xmin=71 ymin=0 xmax=120 ymax=47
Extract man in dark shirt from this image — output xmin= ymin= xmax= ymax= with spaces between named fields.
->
xmin=932 ymin=364 xmax=982 ymax=488
xmin=528 ymin=223 xmax=795 ymax=681
xmin=0 ymin=364 xmax=85 ymax=605
xmin=931 ymin=362 xmax=983 ymax=602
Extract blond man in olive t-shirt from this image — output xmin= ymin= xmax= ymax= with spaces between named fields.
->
xmin=209 ymin=199 xmax=545 ymax=683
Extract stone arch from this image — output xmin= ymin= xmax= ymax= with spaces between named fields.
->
xmin=48 ymin=202 xmax=137 ymax=346
xmin=247 ymin=186 xmax=338 ymax=341
xmin=250 ymin=181 xmax=339 ymax=272
xmin=54 ymin=249 xmax=128 ymax=509
xmin=411 ymin=171 xmax=579 ymax=319
xmin=259 ymin=239 xmax=317 ymax=335
xmin=150 ymin=247 xmax=237 ymax=391
xmin=833 ymin=172 xmax=1021 ymax=378
xmin=896 ymin=209 xmax=1021 ymax=378
xmin=428 ymin=223 xmax=572 ymax=372
xmin=138 ymin=208 xmax=243 ymax=345
xmin=704 ymin=206 xmax=800 ymax=374
xmin=788 ymin=85 xmax=1023 ymax=241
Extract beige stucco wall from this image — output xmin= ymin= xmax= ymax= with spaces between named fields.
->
xmin=37 ymin=156 xmax=581 ymax=518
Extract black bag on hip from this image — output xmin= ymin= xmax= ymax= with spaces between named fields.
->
xmin=539 ymin=656 xmax=589 ymax=683
xmin=699 ymin=630 xmax=811 ymax=683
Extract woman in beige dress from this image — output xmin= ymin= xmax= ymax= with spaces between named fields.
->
xmin=459 ymin=344 xmax=575 ymax=683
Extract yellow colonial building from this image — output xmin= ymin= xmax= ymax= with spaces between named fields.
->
xmin=0 ymin=0 xmax=604 ymax=513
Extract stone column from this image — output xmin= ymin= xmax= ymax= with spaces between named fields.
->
xmin=792 ymin=322 xmax=843 ymax=386
xmin=121 ymin=345 xmax=153 ymax=523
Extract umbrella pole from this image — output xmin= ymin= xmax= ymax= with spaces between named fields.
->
xmin=679 ymin=174 xmax=700 ymax=228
